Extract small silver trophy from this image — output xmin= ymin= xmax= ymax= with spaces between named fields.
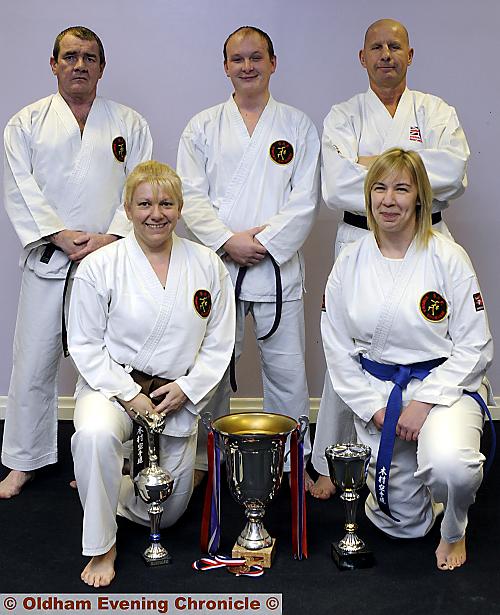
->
xmin=133 ymin=411 xmax=174 ymax=566
xmin=325 ymin=443 xmax=374 ymax=570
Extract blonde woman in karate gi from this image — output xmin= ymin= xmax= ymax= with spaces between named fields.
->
xmin=321 ymin=148 xmax=493 ymax=570
xmin=68 ymin=161 xmax=235 ymax=587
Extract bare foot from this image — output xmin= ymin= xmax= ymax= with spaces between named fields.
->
xmin=287 ymin=470 xmax=315 ymax=492
xmin=81 ymin=544 xmax=117 ymax=587
xmin=435 ymin=536 xmax=466 ymax=570
xmin=0 ymin=470 xmax=34 ymax=499
xmin=309 ymin=474 xmax=336 ymax=500
xmin=304 ymin=470 xmax=314 ymax=492
xmin=193 ymin=469 xmax=206 ymax=488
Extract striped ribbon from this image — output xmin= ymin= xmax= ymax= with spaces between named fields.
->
xmin=290 ymin=427 xmax=308 ymax=559
xmin=200 ymin=429 xmax=221 ymax=555
xmin=192 ymin=555 xmax=264 ymax=577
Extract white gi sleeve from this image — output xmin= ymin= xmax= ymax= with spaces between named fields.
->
xmin=321 ymin=104 xmax=367 ymax=214
xmin=177 ymin=119 xmax=233 ymax=252
xmin=322 ymin=257 xmax=387 ymax=423
xmin=68 ymin=266 xmax=142 ymax=402
xmin=175 ymin=257 xmax=236 ymax=414
xmin=256 ymin=116 xmax=320 ymax=265
xmin=107 ymin=114 xmax=153 ymax=238
xmin=4 ymin=117 xmax=66 ymax=249
xmin=412 ymin=250 xmax=493 ymax=406
xmin=417 ymin=97 xmax=470 ymax=201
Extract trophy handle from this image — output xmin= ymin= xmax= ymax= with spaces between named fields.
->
xmin=284 ymin=415 xmax=309 ymax=461
xmin=297 ymin=415 xmax=309 ymax=444
xmin=200 ymin=411 xmax=213 ymax=433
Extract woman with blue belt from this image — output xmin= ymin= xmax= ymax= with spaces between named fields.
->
xmin=319 ymin=147 xmax=493 ymax=570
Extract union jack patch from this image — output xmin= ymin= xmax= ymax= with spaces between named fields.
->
xmin=409 ymin=126 xmax=422 ymax=143
xmin=473 ymin=292 xmax=485 ymax=312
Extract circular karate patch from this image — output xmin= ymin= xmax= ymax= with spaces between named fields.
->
xmin=112 ymin=136 xmax=127 ymax=162
xmin=419 ymin=291 xmax=448 ymax=322
xmin=193 ymin=289 xmax=211 ymax=318
xmin=269 ymin=140 xmax=294 ymax=165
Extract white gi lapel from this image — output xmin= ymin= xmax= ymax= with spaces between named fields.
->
xmin=365 ymin=88 xmax=394 ymax=144
xmin=217 ymin=95 xmax=276 ymax=225
xmin=381 ymin=88 xmax=414 ymax=149
xmin=370 ymin=235 xmax=421 ymax=361
xmin=124 ymin=232 xmax=183 ymax=372
xmin=62 ymin=97 xmax=107 ymax=220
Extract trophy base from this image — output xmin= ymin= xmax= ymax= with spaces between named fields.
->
xmin=142 ymin=552 xmax=173 ymax=567
xmin=232 ymin=538 xmax=276 ymax=568
xmin=331 ymin=542 xmax=374 ymax=571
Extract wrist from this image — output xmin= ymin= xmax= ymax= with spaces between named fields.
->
xmin=47 ymin=230 xmax=62 ymax=244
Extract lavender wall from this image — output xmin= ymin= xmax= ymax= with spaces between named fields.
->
xmin=1 ymin=0 xmax=498 ymax=398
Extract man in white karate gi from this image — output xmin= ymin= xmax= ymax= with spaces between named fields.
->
xmin=0 ymin=26 xmax=153 ymax=498
xmin=311 ymin=18 xmax=470 ymax=499
xmin=177 ymin=26 xmax=320 ymax=485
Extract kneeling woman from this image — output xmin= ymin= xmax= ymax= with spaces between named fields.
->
xmin=321 ymin=148 xmax=493 ymax=570
xmin=68 ymin=161 xmax=235 ymax=586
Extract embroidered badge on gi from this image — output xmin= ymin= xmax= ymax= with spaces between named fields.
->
xmin=409 ymin=126 xmax=423 ymax=143
xmin=269 ymin=140 xmax=294 ymax=165
xmin=473 ymin=292 xmax=485 ymax=312
xmin=194 ymin=289 xmax=212 ymax=318
xmin=112 ymin=136 xmax=127 ymax=162
xmin=419 ymin=291 xmax=448 ymax=322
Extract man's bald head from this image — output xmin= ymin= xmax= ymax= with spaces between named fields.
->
xmin=364 ymin=19 xmax=410 ymax=48
xmin=360 ymin=19 xmax=413 ymax=95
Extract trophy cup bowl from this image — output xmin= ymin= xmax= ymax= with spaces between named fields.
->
xmin=325 ymin=443 xmax=374 ymax=570
xmin=133 ymin=412 xmax=174 ymax=566
xmin=211 ymin=412 xmax=300 ymax=553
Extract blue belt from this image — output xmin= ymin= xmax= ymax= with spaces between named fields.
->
xmin=360 ymin=356 xmax=496 ymax=521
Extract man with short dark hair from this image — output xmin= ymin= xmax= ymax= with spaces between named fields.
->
xmin=177 ymin=26 xmax=320 ymax=482
xmin=0 ymin=26 xmax=152 ymax=498
xmin=311 ymin=18 xmax=470 ymax=500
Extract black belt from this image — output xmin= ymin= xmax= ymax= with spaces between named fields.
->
xmin=229 ymin=254 xmax=282 ymax=392
xmin=343 ymin=211 xmax=443 ymax=230
xmin=38 ymin=243 xmax=75 ymax=359
xmin=62 ymin=261 xmax=77 ymax=357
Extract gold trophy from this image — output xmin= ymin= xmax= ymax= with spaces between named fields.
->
xmin=210 ymin=412 xmax=308 ymax=567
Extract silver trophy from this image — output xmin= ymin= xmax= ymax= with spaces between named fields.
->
xmin=206 ymin=412 xmax=308 ymax=552
xmin=133 ymin=411 xmax=174 ymax=566
xmin=325 ymin=443 xmax=374 ymax=570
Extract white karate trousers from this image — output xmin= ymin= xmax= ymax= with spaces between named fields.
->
xmin=72 ymin=385 xmax=196 ymax=556
xmin=2 ymin=268 xmax=66 ymax=471
xmin=195 ymin=298 xmax=311 ymax=472
xmin=355 ymin=386 xmax=486 ymax=542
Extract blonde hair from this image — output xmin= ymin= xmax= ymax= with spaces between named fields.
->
xmin=125 ymin=161 xmax=183 ymax=210
xmin=364 ymin=148 xmax=433 ymax=247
